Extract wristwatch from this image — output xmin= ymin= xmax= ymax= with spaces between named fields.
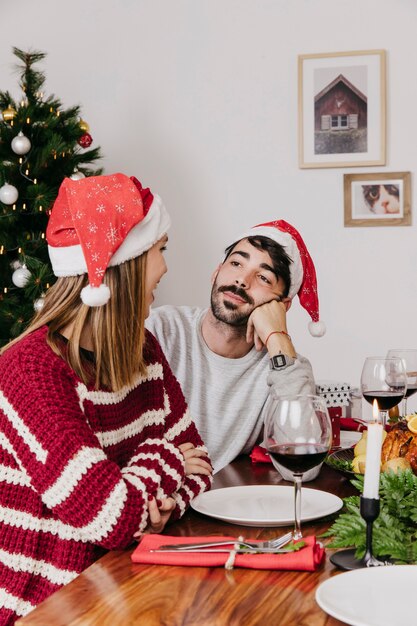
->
xmin=269 ymin=353 xmax=295 ymax=371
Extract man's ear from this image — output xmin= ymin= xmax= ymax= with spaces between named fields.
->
xmin=282 ymin=297 xmax=292 ymax=312
xmin=211 ymin=264 xmax=221 ymax=284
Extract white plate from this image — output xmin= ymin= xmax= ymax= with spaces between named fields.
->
xmin=340 ymin=430 xmax=362 ymax=449
xmin=316 ymin=565 xmax=417 ymax=626
xmin=191 ymin=485 xmax=343 ymax=527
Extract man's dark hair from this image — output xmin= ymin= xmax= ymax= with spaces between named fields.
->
xmin=223 ymin=235 xmax=292 ymax=297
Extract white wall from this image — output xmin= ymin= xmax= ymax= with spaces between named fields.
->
xmin=1 ymin=0 xmax=417 ymax=410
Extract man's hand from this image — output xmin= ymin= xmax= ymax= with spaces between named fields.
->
xmin=134 ymin=496 xmax=176 ymax=539
xmin=246 ymin=299 xmax=289 ymax=351
xmin=179 ymin=443 xmax=213 ymax=476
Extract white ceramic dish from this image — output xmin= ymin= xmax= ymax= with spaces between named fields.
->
xmin=316 ymin=564 xmax=417 ymax=626
xmin=191 ymin=485 xmax=343 ymax=527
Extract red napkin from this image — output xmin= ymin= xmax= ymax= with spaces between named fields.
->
xmin=250 ymin=445 xmax=271 ymax=464
xmin=339 ymin=418 xmax=366 ymax=432
xmin=131 ymin=534 xmax=325 ymax=571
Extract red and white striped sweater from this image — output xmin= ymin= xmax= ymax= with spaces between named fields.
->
xmin=0 ymin=326 xmax=212 ymax=625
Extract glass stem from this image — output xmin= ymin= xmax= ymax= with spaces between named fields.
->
xmin=379 ymin=410 xmax=388 ymax=429
xmin=403 ymin=398 xmax=408 ymax=416
xmin=293 ymin=474 xmax=303 ymax=540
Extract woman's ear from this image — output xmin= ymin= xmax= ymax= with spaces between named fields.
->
xmin=282 ymin=297 xmax=292 ymax=312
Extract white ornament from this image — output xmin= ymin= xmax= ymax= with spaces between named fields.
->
xmin=70 ymin=169 xmax=86 ymax=180
xmin=11 ymin=131 xmax=31 ymax=155
xmin=0 ymin=183 xmax=18 ymax=205
xmin=12 ymin=266 xmax=31 ymax=288
xmin=33 ymin=296 xmax=45 ymax=312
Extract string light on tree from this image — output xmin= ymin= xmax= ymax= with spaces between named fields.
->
xmin=11 ymin=131 xmax=31 ymax=155
xmin=0 ymin=183 xmax=19 ymax=205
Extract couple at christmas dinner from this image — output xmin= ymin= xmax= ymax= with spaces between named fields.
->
xmin=0 ymin=171 xmax=322 ymax=624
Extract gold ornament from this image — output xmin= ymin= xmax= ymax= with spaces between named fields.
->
xmin=79 ymin=119 xmax=90 ymax=132
xmin=2 ymin=106 xmax=17 ymax=121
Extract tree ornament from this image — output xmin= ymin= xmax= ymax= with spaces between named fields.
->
xmin=10 ymin=260 xmax=21 ymax=270
xmin=79 ymin=119 xmax=90 ymax=133
xmin=0 ymin=183 xmax=19 ymax=205
xmin=33 ymin=296 xmax=45 ymax=312
xmin=70 ymin=169 xmax=85 ymax=180
xmin=78 ymin=133 xmax=93 ymax=148
xmin=12 ymin=265 xmax=31 ymax=288
xmin=0 ymin=112 xmax=3 ymax=122
xmin=2 ymin=105 xmax=17 ymax=121
xmin=11 ymin=131 xmax=32 ymax=155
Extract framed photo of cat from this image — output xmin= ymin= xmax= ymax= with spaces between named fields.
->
xmin=298 ymin=50 xmax=386 ymax=168
xmin=344 ymin=172 xmax=411 ymax=227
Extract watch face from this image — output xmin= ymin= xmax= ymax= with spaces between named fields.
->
xmin=270 ymin=354 xmax=294 ymax=370
xmin=274 ymin=354 xmax=286 ymax=367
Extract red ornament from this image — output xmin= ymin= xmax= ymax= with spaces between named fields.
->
xmin=78 ymin=133 xmax=93 ymax=148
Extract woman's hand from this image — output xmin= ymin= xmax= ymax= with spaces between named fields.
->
xmin=134 ymin=496 xmax=176 ymax=539
xmin=179 ymin=443 xmax=212 ymax=476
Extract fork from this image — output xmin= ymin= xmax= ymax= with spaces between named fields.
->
xmin=155 ymin=531 xmax=293 ymax=552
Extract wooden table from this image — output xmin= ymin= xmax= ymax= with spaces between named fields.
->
xmin=16 ymin=456 xmax=357 ymax=626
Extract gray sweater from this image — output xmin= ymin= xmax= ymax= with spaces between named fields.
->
xmin=147 ymin=305 xmax=315 ymax=473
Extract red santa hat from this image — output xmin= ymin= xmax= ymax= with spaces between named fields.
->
xmin=46 ymin=172 xmax=170 ymax=306
xmin=238 ymin=219 xmax=326 ymax=337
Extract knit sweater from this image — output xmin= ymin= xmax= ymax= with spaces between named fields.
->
xmin=0 ymin=326 xmax=211 ymax=625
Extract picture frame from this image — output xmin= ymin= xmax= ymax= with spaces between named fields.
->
xmin=344 ymin=172 xmax=411 ymax=227
xmin=298 ymin=50 xmax=386 ymax=168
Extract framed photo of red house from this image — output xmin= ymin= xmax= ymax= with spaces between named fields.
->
xmin=298 ymin=50 xmax=386 ymax=168
xmin=344 ymin=171 xmax=411 ymax=227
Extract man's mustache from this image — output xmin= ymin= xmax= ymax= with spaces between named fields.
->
xmin=217 ymin=284 xmax=254 ymax=305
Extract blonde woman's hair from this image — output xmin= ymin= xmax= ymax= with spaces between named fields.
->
xmin=1 ymin=254 xmax=148 ymax=391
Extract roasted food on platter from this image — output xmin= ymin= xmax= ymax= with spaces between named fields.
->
xmin=381 ymin=421 xmax=417 ymax=474
xmin=351 ymin=418 xmax=417 ymax=475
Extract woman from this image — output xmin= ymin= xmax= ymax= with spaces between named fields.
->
xmin=0 ymin=173 xmax=212 ymax=625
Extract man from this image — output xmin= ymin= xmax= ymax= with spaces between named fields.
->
xmin=147 ymin=220 xmax=325 ymax=473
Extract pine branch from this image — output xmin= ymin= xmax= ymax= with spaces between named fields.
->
xmin=323 ymin=469 xmax=417 ymax=563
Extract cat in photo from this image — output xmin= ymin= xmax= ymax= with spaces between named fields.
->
xmin=362 ymin=184 xmax=400 ymax=214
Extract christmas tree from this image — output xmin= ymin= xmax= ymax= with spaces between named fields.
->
xmin=0 ymin=47 xmax=103 ymax=346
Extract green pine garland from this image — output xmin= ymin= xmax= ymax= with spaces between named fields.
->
xmin=322 ymin=470 xmax=417 ymax=563
xmin=0 ymin=47 xmax=103 ymax=346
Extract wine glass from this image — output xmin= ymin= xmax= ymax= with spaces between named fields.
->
xmin=360 ymin=357 xmax=407 ymax=427
xmin=386 ymin=349 xmax=417 ymax=416
xmin=263 ymin=394 xmax=332 ymax=540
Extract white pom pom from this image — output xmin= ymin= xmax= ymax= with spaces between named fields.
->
xmin=308 ymin=320 xmax=326 ymax=337
xmin=80 ymin=283 xmax=111 ymax=307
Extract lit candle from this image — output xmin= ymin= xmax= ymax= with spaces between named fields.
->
xmin=363 ymin=401 xmax=383 ymax=499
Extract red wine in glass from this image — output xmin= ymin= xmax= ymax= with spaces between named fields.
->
xmin=405 ymin=385 xmax=417 ymax=399
xmin=268 ymin=444 xmax=329 ymax=474
xmin=361 ymin=357 xmax=407 ymax=426
xmin=362 ymin=390 xmax=404 ymax=411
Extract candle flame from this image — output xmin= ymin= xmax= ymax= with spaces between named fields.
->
xmin=372 ymin=399 xmax=379 ymax=421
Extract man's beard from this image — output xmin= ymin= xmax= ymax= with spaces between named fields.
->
xmin=210 ymin=282 xmax=255 ymax=327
